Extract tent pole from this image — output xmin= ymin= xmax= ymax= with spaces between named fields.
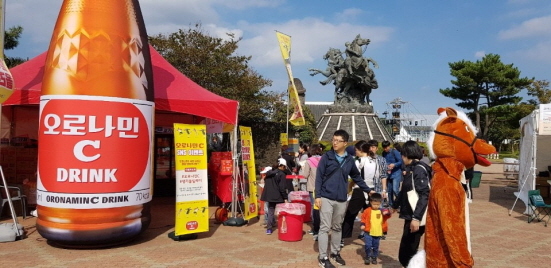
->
xmin=231 ymin=125 xmax=238 ymax=218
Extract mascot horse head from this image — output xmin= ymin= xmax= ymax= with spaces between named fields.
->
xmin=428 ymin=107 xmax=495 ymax=169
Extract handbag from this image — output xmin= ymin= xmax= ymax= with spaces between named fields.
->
xmin=407 ymin=165 xmax=430 ymax=226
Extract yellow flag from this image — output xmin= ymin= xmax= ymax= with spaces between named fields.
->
xmin=276 ymin=31 xmax=305 ymax=126
xmin=276 ymin=31 xmax=291 ymax=65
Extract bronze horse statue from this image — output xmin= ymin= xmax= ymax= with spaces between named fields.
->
xmin=309 ymin=34 xmax=379 ymax=104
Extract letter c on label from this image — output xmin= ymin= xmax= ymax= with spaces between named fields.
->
xmin=74 ymin=140 xmax=100 ymax=162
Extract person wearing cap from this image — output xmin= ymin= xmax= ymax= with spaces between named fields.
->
xmin=316 ymin=130 xmax=375 ymax=268
xmin=260 ymin=158 xmax=289 ymax=235
xmin=259 ymin=166 xmax=272 ymax=227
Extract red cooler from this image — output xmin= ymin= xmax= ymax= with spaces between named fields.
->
xmin=275 ymin=203 xmax=306 ymax=242
xmin=289 ymin=191 xmax=311 ymax=222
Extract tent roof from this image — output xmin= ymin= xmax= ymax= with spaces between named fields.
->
xmin=3 ymin=46 xmax=238 ymax=124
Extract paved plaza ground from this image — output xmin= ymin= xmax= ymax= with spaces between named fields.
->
xmin=1 ymin=162 xmax=551 ymax=267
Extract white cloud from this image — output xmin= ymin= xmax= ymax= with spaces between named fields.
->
xmin=236 ymin=18 xmax=394 ymax=68
xmin=498 ymin=15 xmax=551 ymax=39
xmin=334 ymin=8 xmax=364 ymax=21
xmin=212 ymin=0 xmax=286 ymax=10
xmin=510 ymin=40 xmax=551 ymax=62
xmin=475 ymin=51 xmax=486 ymax=58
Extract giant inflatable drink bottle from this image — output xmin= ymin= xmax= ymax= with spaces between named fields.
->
xmin=37 ymin=0 xmax=154 ymax=247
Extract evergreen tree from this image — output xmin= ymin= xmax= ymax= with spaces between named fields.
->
xmin=440 ymin=54 xmax=532 ymax=139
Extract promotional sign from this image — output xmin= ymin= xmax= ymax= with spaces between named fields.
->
xmin=38 ymin=95 xmax=154 ymax=208
xmin=539 ymin=103 xmax=551 ymax=135
xmin=275 ymin=31 xmax=305 ymax=126
xmin=174 ymin=123 xmax=209 ymax=236
xmin=240 ymin=126 xmax=258 ymax=220
xmin=0 ymin=58 xmax=14 ymax=104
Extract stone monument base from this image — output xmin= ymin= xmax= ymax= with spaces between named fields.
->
xmin=316 ymin=104 xmax=393 ymax=142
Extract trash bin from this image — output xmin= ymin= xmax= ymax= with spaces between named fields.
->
xmin=471 ymin=171 xmax=482 ymax=188
xmin=275 ymin=203 xmax=305 ymax=242
xmin=289 ymin=191 xmax=311 ymax=222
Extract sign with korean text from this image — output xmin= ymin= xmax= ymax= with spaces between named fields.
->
xmin=174 ymin=123 xmax=209 ymax=235
xmin=0 ymin=58 xmax=14 ymax=104
xmin=240 ymin=126 xmax=258 ymax=220
xmin=37 ymin=95 xmax=154 ymax=208
xmin=539 ymin=103 xmax=551 ymax=135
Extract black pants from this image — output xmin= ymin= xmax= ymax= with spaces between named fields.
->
xmin=341 ymin=188 xmax=367 ymax=238
xmin=398 ymin=220 xmax=425 ymax=267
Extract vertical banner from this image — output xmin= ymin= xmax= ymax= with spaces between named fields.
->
xmin=0 ymin=58 xmax=14 ymax=104
xmin=275 ymin=31 xmax=305 ymax=126
xmin=174 ymin=123 xmax=209 ymax=236
xmin=240 ymin=126 xmax=258 ymax=220
xmin=280 ymin=133 xmax=288 ymax=146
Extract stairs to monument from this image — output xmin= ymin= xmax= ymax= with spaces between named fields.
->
xmin=317 ymin=113 xmax=393 ymax=143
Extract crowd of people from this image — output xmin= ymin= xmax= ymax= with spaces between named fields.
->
xmin=259 ymin=130 xmax=433 ymax=268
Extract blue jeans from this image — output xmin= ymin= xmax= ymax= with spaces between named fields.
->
xmin=264 ymin=201 xmax=269 ymax=224
xmin=364 ymin=234 xmax=381 ymax=258
xmin=387 ymin=171 xmax=402 ymax=206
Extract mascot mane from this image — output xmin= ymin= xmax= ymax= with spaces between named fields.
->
xmin=427 ymin=107 xmax=478 ymax=160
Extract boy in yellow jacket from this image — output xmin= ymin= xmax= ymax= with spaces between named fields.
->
xmin=360 ymin=193 xmax=391 ymax=265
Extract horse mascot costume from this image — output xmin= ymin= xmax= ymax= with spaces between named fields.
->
xmin=408 ymin=107 xmax=495 ymax=268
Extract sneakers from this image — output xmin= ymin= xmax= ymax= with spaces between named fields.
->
xmin=266 ymin=229 xmax=272 ymax=235
xmin=364 ymin=257 xmax=371 ymax=265
xmin=339 ymin=239 xmax=345 ymax=248
xmin=308 ymin=230 xmax=315 ymax=235
xmin=358 ymin=233 xmax=365 ymax=239
xmin=330 ymin=253 xmax=346 ymax=266
xmin=371 ymin=257 xmax=377 ymax=265
xmin=318 ymin=257 xmax=336 ymax=268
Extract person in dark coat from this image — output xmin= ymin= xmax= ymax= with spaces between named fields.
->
xmin=260 ymin=158 xmax=289 ymax=235
xmin=391 ymin=140 xmax=431 ymax=267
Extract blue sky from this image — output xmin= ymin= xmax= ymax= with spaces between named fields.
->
xmin=5 ymin=0 xmax=551 ymax=115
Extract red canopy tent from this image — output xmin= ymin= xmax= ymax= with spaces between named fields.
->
xmin=3 ymin=45 xmax=239 ymax=125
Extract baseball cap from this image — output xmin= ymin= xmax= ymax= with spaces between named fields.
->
xmin=260 ymin=166 xmax=272 ymax=174
xmin=278 ymin=158 xmax=287 ymax=167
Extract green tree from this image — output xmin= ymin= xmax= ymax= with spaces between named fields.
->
xmin=148 ymin=24 xmax=276 ymax=123
xmin=440 ymin=54 xmax=532 ymax=139
xmin=4 ymin=26 xmax=26 ymax=67
xmin=526 ymin=79 xmax=551 ymax=105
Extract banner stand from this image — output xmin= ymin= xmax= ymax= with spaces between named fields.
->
xmin=223 ymin=125 xmax=247 ymax=227
xmin=0 ymin=166 xmax=25 ymax=241
xmin=167 ymin=231 xmax=198 ymax=241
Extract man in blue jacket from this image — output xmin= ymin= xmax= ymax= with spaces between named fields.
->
xmin=315 ymin=130 xmax=374 ymax=268
xmin=382 ymin=141 xmax=403 ymax=207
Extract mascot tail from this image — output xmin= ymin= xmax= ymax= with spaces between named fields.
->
xmin=407 ymin=250 xmax=426 ymax=268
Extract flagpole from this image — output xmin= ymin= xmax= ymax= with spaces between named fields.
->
xmin=286 ymin=89 xmax=289 ymax=136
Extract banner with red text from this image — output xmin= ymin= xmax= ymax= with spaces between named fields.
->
xmin=174 ymin=123 xmax=209 ymax=236
xmin=0 ymin=58 xmax=15 ymax=104
xmin=240 ymin=126 xmax=258 ymax=220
